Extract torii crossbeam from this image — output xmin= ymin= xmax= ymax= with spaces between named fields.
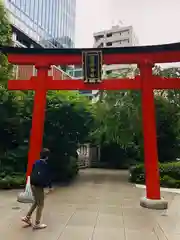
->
xmin=3 ymin=42 xmax=180 ymax=209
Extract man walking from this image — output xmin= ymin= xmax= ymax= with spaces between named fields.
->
xmin=21 ymin=148 xmax=52 ymax=229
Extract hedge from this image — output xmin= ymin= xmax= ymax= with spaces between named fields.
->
xmin=0 ymin=174 xmax=25 ymax=189
xmin=129 ymin=162 xmax=180 ymax=188
xmin=0 ymin=156 xmax=79 ymax=189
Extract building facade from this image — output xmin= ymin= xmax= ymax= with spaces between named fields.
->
xmin=4 ymin=0 xmax=76 ymax=48
xmin=67 ymin=66 xmax=99 ymax=98
xmin=15 ymin=64 xmax=72 ymax=81
xmin=68 ymin=67 xmax=83 ymax=79
xmin=93 ymin=25 xmax=138 ymax=48
xmin=93 ymin=25 xmax=139 ymax=74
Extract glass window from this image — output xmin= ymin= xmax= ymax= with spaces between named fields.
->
xmin=37 ymin=0 xmax=42 ymax=26
xmin=34 ymin=1 xmax=38 ymax=23
xmin=30 ymin=0 xmax=35 ymax=20
xmin=7 ymin=0 xmax=76 ymax=48
xmin=44 ymin=0 xmax=49 ymax=32
xmin=41 ymin=1 xmax=46 ymax=30
xmin=51 ymin=3 xmax=55 ymax=37
xmin=14 ymin=0 xmax=21 ymax=8
xmin=23 ymin=0 xmax=30 ymax=15
xmin=48 ymin=1 xmax=52 ymax=34
xmin=17 ymin=8 xmax=22 ymax=18
xmin=55 ymin=0 xmax=59 ymax=38
xmin=58 ymin=3 xmax=62 ymax=38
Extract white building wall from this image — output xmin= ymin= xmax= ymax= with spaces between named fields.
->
xmin=93 ymin=25 xmax=139 ymax=74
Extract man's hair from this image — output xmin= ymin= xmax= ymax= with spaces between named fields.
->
xmin=40 ymin=148 xmax=50 ymax=159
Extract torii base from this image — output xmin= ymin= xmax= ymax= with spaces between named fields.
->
xmin=17 ymin=176 xmax=34 ymax=203
xmin=140 ymin=197 xmax=168 ymax=210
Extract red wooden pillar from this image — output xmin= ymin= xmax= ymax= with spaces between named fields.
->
xmin=26 ymin=66 xmax=49 ymax=177
xmin=140 ymin=62 xmax=161 ymax=200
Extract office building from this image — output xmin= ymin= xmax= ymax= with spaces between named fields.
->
xmin=93 ymin=25 xmax=139 ymax=74
xmin=4 ymin=0 xmax=76 ymax=48
xmin=67 ymin=66 xmax=98 ymax=98
xmin=68 ymin=66 xmax=83 ymax=78
xmin=3 ymin=0 xmax=75 ymax=80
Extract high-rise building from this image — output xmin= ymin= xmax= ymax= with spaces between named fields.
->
xmin=93 ymin=25 xmax=139 ymax=74
xmin=4 ymin=0 xmax=76 ymax=48
xmin=3 ymin=0 xmax=75 ymax=80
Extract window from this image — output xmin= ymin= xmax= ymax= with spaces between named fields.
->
xmin=106 ymin=70 xmax=112 ymax=75
xmin=14 ymin=0 xmax=21 ymax=8
xmin=48 ymin=0 xmax=53 ymax=34
xmin=34 ymin=1 xmax=38 ymax=23
xmin=44 ymin=0 xmax=48 ymax=32
xmin=24 ymin=0 xmax=30 ymax=15
xmin=113 ymin=40 xmax=122 ymax=45
xmin=54 ymin=0 xmax=58 ymax=38
xmin=38 ymin=0 xmax=43 ymax=27
xmin=95 ymin=35 xmax=104 ymax=41
xmin=51 ymin=3 xmax=56 ymax=36
xmin=41 ymin=1 xmax=46 ymax=30
xmin=120 ymin=30 xmax=129 ymax=36
xmin=74 ymin=70 xmax=82 ymax=78
xmin=97 ymin=43 xmax=103 ymax=48
xmin=106 ymin=42 xmax=112 ymax=46
xmin=30 ymin=0 xmax=35 ymax=19
xmin=107 ymin=33 xmax=112 ymax=37
xmin=120 ymin=39 xmax=129 ymax=44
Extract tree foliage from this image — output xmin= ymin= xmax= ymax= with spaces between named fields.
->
xmin=0 ymin=89 xmax=93 ymax=181
xmin=0 ymin=1 xmax=12 ymax=83
xmin=91 ymin=67 xmax=180 ymax=166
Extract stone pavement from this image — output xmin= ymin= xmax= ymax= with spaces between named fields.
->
xmin=0 ymin=169 xmax=180 ymax=239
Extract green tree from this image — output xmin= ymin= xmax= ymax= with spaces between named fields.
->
xmin=44 ymin=91 xmax=94 ymax=181
xmin=0 ymin=89 xmax=94 ymax=181
xmin=92 ymin=67 xmax=180 ymax=167
xmin=0 ymin=1 xmax=12 ymax=83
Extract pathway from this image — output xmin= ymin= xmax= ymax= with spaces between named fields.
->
xmin=0 ymin=169 xmax=180 ymax=239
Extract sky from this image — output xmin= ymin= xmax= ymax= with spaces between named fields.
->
xmin=75 ymin=0 xmax=180 ymax=48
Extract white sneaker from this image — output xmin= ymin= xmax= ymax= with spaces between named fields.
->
xmin=33 ymin=223 xmax=47 ymax=230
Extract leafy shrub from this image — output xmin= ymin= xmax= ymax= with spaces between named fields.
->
xmin=50 ymin=155 xmax=79 ymax=183
xmin=0 ymin=174 xmax=25 ymax=189
xmin=129 ymin=162 xmax=180 ymax=188
xmin=65 ymin=156 xmax=79 ymax=180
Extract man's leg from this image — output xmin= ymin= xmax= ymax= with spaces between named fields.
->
xmin=33 ymin=187 xmax=47 ymax=229
xmin=22 ymin=185 xmax=37 ymax=225
xmin=26 ymin=202 xmax=37 ymax=218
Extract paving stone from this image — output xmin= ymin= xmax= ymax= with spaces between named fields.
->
xmin=0 ymin=169 xmax=179 ymax=240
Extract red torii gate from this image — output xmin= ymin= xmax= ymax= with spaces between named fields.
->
xmin=3 ymin=42 xmax=180 ymax=209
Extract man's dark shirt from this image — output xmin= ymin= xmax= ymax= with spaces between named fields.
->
xmin=30 ymin=159 xmax=52 ymax=188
